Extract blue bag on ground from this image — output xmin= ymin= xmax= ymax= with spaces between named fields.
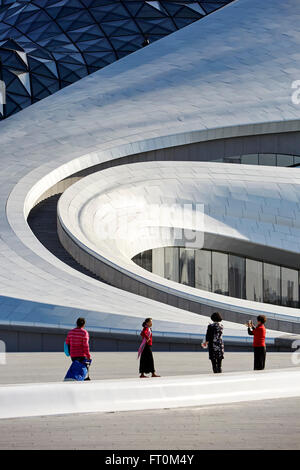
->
xmin=64 ymin=360 xmax=88 ymax=381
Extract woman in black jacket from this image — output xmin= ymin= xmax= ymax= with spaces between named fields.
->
xmin=202 ymin=312 xmax=224 ymax=373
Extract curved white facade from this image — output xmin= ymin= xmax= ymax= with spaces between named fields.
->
xmin=0 ymin=0 xmax=300 ymax=348
xmin=57 ymin=160 xmax=300 ymax=326
xmin=58 ymin=161 xmax=300 ymax=263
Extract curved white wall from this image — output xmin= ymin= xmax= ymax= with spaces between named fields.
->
xmin=0 ymin=0 xmax=299 ymax=341
xmin=57 ymin=161 xmax=300 ymax=323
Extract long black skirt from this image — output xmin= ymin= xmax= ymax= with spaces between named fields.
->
xmin=139 ymin=343 xmax=155 ymax=374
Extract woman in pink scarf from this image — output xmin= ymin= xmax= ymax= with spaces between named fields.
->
xmin=138 ymin=318 xmax=160 ymax=378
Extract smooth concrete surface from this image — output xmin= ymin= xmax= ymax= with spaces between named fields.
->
xmin=0 ymin=397 xmax=298 ymax=450
xmin=0 ymin=352 xmax=296 ymax=385
xmin=1 ymin=367 xmax=300 ymax=420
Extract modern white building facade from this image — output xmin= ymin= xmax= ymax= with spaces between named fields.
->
xmin=0 ymin=0 xmax=300 ymax=351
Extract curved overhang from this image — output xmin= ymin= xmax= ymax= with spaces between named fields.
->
xmin=0 ymin=0 xmax=300 ymax=344
xmin=55 ymin=161 xmax=300 ymax=325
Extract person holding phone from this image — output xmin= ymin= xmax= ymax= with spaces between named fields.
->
xmin=247 ymin=315 xmax=267 ymax=370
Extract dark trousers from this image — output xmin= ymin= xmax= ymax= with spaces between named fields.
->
xmin=71 ymin=356 xmax=87 ymax=363
xmin=211 ymin=358 xmax=222 ymax=373
xmin=254 ymin=347 xmax=266 ymax=370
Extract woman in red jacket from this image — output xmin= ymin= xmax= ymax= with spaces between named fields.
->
xmin=247 ymin=315 xmax=267 ymax=370
xmin=138 ymin=318 xmax=160 ymax=378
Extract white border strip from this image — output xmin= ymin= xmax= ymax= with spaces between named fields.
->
xmin=0 ymin=368 xmax=299 ymax=419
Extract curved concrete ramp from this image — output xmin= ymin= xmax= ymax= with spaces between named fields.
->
xmin=1 ymin=368 xmax=300 ymax=419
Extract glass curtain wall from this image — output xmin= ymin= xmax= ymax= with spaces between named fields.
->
xmin=259 ymin=154 xmax=276 ymax=166
xmin=213 ymin=153 xmax=300 ymax=167
xmin=164 ymin=247 xmax=179 ymax=282
xmin=212 ymin=252 xmax=228 ymax=295
xmin=133 ymin=247 xmax=300 ymax=308
xmin=195 ymin=250 xmax=212 ymax=291
xmin=179 ymin=248 xmax=195 ymax=287
xmin=152 ymin=247 xmax=165 ymax=277
xmin=246 ymin=259 xmax=263 ymax=302
xmin=132 ymin=249 xmax=152 ymax=272
xmin=228 ymin=255 xmax=246 ymax=299
xmin=263 ymin=263 xmax=281 ymax=305
xmin=281 ymin=267 xmax=299 ymax=307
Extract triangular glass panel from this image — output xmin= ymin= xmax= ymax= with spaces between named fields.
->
xmin=15 ymin=70 xmax=31 ymax=94
xmin=160 ymin=2 xmax=183 ymax=16
xmin=124 ymin=1 xmax=143 ymax=17
xmin=6 ymin=74 xmax=31 ymax=95
xmin=1 ymin=37 xmax=24 ymax=52
xmin=146 ymin=2 xmax=162 ymax=12
xmin=136 ymin=18 xmax=175 ymax=35
xmin=178 ymin=2 xmax=206 ymax=15
xmin=173 ymin=17 xmax=197 ymax=29
xmin=200 ymin=2 xmax=227 ymax=14
xmin=76 ymin=38 xmax=111 ymax=51
xmin=136 ymin=3 xmax=166 ymax=18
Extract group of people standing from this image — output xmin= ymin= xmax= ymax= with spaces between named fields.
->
xmin=139 ymin=313 xmax=267 ymax=376
xmin=65 ymin=313 xmax=267 ymax=380
xmin=201 ymin=312 xmax=267 ymax=374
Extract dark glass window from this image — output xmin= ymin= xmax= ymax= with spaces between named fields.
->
xmin=276 ymin=154 xmax=293 ymax=167
xmin=246 ymin=259 xmax=263 ymax=302
xmin=263 ymin=263 xmax=281 ymax=305
xmin=132 ymin=249 xmax=152 ymax=272
xmin=134 ymin=247 xmax=300 ymax=309
xmin=141 ymin=249 xmax=152 ymax=272
xmin=152 ymin=247 xmax=165 ymax=277
xmin=281 ymin=267 xmax=299 ymax=308
xmin=229 ymin=255 xmax=246 ymax=299
xmin=195 ymin=249 xmax=211 ymax=291
xmin=179 ymin=248 xmax=195 ymax=287
xmin=132 ymin=252 xmax=142 ymax=267
xmin=241 ymin=154 xmax=259 ymax=165
xmin=224 ymin=155 xmax=241 ymax=164
xmin=212 ymin=252 xmax=228 ymax=295
xmin=164 ymin=247 xmax=179 ymax=282
xmin=293 ymin=156 xmax=300 ymax=166
xmin=259 ymin=154 xmax=276 ymax=166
